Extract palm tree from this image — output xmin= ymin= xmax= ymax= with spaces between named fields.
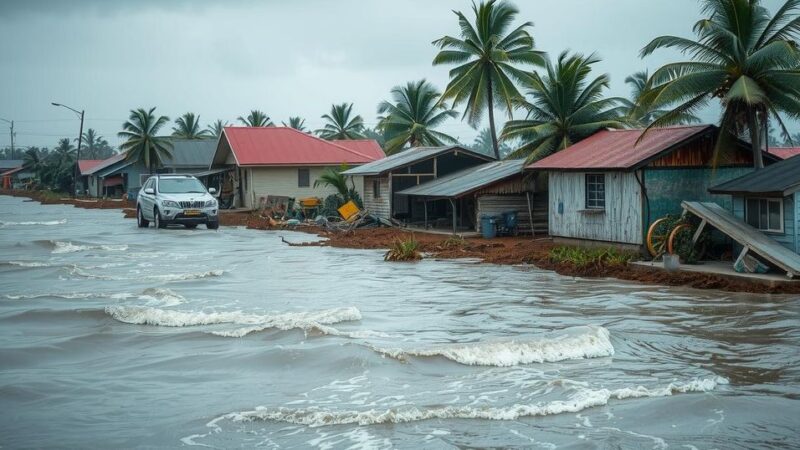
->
xmin=118 ymin=107 xmax=173 ymax=174
xmin=237 ymin=110 xmax=273 ymax=127
xmin=501 ymin=52 xmax=627 ymax=163
xmin=77 ymin=128 xmax=114 ymax=159
xmin=619 ymin=71 xmax=701 ymax=126
xmin=206 ymin=119 xmax=228 ymax=138
xmin=473 ymin=128 xmax=512 ymax=157
xmin=172 ymin=112 xmax=211 ymax=139
xmin=282 ymin=117 xmax=308 ymax=132
xmin=639 ymin=0 xmax=800 ymax=169
xmin=362 ymin=127 xmax=387 ymax=148
xmin=316 ymin=103 xmax=365 ymax=140
xmin=376 ymin=80 xmax=459 ymax=154
xmin=432 ymin=0 xmax=545 ymax=159
xmin=314 ymin=166 xmax=362 ymax=207
xmin=22 ymin=147 xmax=46 ymax=178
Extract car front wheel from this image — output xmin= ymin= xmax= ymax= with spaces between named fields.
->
xmin=137 ymin=206 xmax=149 ymax=228
xmin=207 ymin=221 xmax=219 ymax=230
xmin=154 ymin=207 xmax=166 ymax=229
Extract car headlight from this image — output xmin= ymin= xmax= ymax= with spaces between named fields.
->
xmin=162 ymin=200 xmax=180 ymax=208
xmin=204 ymin=199 xmax=217 ymax=207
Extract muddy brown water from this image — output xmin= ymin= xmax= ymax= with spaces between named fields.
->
xmin=0 ymin=195 xmax=798 ymax=449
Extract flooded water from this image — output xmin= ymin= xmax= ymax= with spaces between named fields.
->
xmin=0 ymin=195 xmax=798 ymax=449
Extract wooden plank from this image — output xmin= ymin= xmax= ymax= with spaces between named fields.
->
xmin=682 ymin=201 xmax=800 ymax=277
xmin=692 ymin=219 xmax=707 ymax=245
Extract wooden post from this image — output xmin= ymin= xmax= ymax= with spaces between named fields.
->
xmin=424 ymin=200 xmax=428 ymax=229
xmin=526 ymin=191 xmax=535 ymax=239
xmin=691 ymin=219 xmax=707 ymax=245
xmin=734 ymin=245 xmax=749 ymax=268
xmin=450 ymin=198 xmax=457 ymax=234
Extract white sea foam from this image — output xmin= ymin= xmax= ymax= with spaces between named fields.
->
xmin=139 ymin=288 xmax=187 ymax=307
xmin=373 ymin=326 xmax=614 ymax=367
xmin=0 ymin=219 xmax=66 ymax=226
xmin=51 ymin=240 xmax=128 ymax=254
xmin=144 ymin=270 xmax=224 ymax=282
xmin=216 ymin=377 xmax=728 ymax=427
xmin=104 ymin=305 xmax=362 ymax=336
xmin=4 ymin=260 xmax=54 ymax=268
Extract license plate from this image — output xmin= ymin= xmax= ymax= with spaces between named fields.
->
xmin=184 ymin=209 xmax=201 ymax=216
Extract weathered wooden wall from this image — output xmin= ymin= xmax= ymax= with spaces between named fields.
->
xmin=476 ymin=193 xmax=548 ymax=235
xmin=549 ymin=171 xmax=643 ymax=245
xmin=363 ymin=175 xmax=390 ymax=219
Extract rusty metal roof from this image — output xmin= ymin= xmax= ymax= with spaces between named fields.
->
xmin=527 ymin=125 xmax=714 ymax=171
xmin=398 ymin=159 xmax=527 ymax=198
xmin=768 ymin=147 xmax=800 ymax=160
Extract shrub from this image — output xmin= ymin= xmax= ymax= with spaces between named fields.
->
xmin=441 ymin=235 xmax=465 ymax=249
xmin=384 ymin=237 xmax=422 ymax=261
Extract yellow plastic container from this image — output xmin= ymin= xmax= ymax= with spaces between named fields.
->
xmin=337 ymin=201 xmax=360 ymax=221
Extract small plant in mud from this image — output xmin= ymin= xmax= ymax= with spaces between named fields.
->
xmin=441 ymin=235 xmax=465 ymax=249
xmin=548 ymin=246 xmax=636 ymax=269
xmin=384 ymin=236 xmax=422 ymax=262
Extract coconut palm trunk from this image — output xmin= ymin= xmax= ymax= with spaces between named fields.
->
xmin=486 ymin=78 xmax=500 ymax=160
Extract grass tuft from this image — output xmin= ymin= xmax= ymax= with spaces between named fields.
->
xmin=548 ymin=246 xmax=636 ymax=269
xmin=384 ymin=237 xmax=422 ymax=262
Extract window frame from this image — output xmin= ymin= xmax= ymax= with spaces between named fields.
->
xmin=372 ymin=179 xmax=381 ymax=198
xmin=745 ymin=197 xmax=784 ymax=233
xmin=298 ymin=168 xmax=310 ymax=188
xmin=584 ymin=173 xmax=606 ymax=210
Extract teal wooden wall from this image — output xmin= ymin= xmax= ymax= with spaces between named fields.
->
xmin=732 ymin=194 xmax=797 ymax=253
xmin=643 ymin=167 xmax=753 ymax=227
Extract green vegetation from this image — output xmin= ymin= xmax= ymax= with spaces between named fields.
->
xmin=441 ymin=235 xmax=466 ymax=249
xmin=316 ymin=103 xmax=365 ymax=140
xmin=549 ymin=246 xmax=637 ymax=269
xmin=640 ymin=0 xmax=800 ymax=168
xmin=384 ymin=237 xmax=422 ymax=261
xmin=433 ymin=0 xmax=544 ymax=160
xmin=172 ymin=112 xmax=212 ymax=139
xmin=117 ymin=107 xmax=173 ymax=174
xmin=283 ymin=117 xmax=307 ymax=132
xmin=314 ymin=166 xmax=363 ymax=212
xmin=237 ymin=110 xmax=273 ymax=127
xmin=502 ymin=52 xmax=627 ymax=162
xmin=619 ymin=71 xmax=701 ymax=127
xmin=206 ymin=119 xmax=228 ymax=138
xmin=377 ymin=79 xmax=458 ymax=154
xmin=78 ymin=129 xmax=116 ymax=159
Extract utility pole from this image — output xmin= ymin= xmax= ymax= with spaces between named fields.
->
xmin=0 ymin=118 xmax=13 ymax=159
xmin=51 ymin=103 xmax=85 ymax=197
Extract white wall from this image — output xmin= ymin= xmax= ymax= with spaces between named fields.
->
xmin=246 ymin=166 xmax=364 ymax=209
xmin=549 ymin=171 xmax=643 ymax=245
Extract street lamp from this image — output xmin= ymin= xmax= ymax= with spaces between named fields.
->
xmin=0 ymin=118 xmax=13 ymax=159
xmin=51 ymin=102 xmax=85 ymax=197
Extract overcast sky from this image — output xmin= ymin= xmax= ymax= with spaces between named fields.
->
xmin=0 ymin=0 xmax=792 ymax=151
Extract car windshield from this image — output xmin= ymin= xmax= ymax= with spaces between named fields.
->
xmin=158 ymin=178 xmax=207 ymax=194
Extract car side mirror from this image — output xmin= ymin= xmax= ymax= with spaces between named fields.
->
xmin=144 ymin=188 xmax=155 ymax=195
xmin=208 ymin=187 xmax=217 ymax=194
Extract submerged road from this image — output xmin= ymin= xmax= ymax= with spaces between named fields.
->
xmin=0 ymin=195 xmax=798 ymax=448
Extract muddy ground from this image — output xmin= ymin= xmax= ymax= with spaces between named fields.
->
xmin=4 ymin=189 xmax=799 ymax=295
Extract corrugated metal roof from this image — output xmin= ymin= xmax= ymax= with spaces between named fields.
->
xmin=162 ymin=138 xmax=217 ymax=167
xmin=397 ymin=159 xmax=527 ymax=198
xmin=332 ymin=139 xmax=385 ymax=161
xmin=342 ymin=146 xmax=494 ymax=176
xmin=220 ymin=127 xmax=384 ymax=166
xmin=528 ymin=125 xmax=714 ymax=171
xmin=1 ymin=166 xmax=24 ymax=177
xmin=78 ymin=160 xmax=104 ymax=174
xmin=769 ymin=147 xmax=800 ymax=160
xmin=709 ymin=154 xmax=800 ymax=196
xmin=0 ymin=160 xmax=23 ymax=171
xmin=83 ymin=153 xmax=128 ymax=176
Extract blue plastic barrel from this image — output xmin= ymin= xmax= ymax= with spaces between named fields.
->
xmin=480 ymin=215 xmax=496 ymax=239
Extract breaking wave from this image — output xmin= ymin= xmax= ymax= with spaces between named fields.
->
xmin=104 ymin=305 xmax=362 ymax=336
xmin=145 ymin=270 xmax=224 ymax=282
xmin=49 ymin=240 xmax=128 ymax=254
xmin=2 ymin=260 xmax=55 ymax=268
xmin=213 ymin=377 xmax=728 ymax=427
xmin=0 ymin=219 xmax=66 ymax=227
xmin=372 ymin=326 xmax=613 ymax=367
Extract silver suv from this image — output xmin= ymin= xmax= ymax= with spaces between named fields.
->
xmin=136 ymin=175 xmax=219 ymax=229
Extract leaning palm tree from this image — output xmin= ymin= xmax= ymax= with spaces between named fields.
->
xmin=206 ymin=119 xmax=228 ymax=138
xmin=619 ymin=71 xmax=701 ymax=126
xmin=22 ymin=147 xmax=46 ymax=179
xmin=432 ymin=0 xmax=545 ymax=159
xmin=639 ymin=0 xmax=800 ymax=169
xmin=237 ymin=110 xmax=273 ymax=127
xmin=172 ymin=112 xmax=211 ymax=139
xmin=282 ymin=116 xmax=308 ymax=132
xmin=377 ymin=79 xmax=459 ymax=154
xmin=316 ymin=103 xmax=365 ymax=140
xmin=117 ymin=107 xmax=173 ymax=174
xmin=501 ymin=52 xmax=627 ymax=163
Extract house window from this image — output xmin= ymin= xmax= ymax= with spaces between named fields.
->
xmin=298 ymin=168 xmax=310 ymax=188
xmin=746 ymin=198 xmax=783 ymax=232
xmin=585 ymin=174 xmax=605 ymax=210
xmin=372 ymin=179 xmax=381 ymax=198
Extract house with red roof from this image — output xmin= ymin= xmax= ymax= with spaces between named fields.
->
xmin=527 ymin=125 xmax=779 ymax=249
xmin=767 ymin=147 xmax=800 ymax=160
xmin=208 ymin=127 xmax=384 ymax=209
